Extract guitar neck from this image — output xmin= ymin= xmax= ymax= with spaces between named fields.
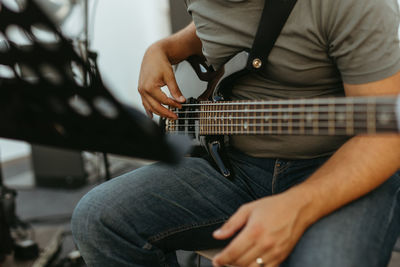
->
xmin=167 ymin=96 xmax=400 ymax=136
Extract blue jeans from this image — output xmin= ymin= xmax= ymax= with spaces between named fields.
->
xmin=71 ymin=148 xmax=400 ymax=267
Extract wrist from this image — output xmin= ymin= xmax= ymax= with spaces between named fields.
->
xmin=282 ymin=185 xmax=323 ymax=229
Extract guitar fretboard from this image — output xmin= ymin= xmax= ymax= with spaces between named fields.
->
xmin=166 ymin=96 xmax=399 ymax=136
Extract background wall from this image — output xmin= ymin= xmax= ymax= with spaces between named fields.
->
xmin=91 ymin=0 xmax=171 ymax=108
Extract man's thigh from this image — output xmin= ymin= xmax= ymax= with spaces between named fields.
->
xmin=74 ymin=156 xmax=255 ymax=252
xmin=283 ymin=171 xmax=400 ymax=267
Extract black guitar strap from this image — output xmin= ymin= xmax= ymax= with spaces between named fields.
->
xmin=247 ymin=0 xmax=298 ymax=73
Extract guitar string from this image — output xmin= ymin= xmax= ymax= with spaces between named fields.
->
xmin=170 ymin=115 xmax=396 ymax=121
xmin=165 ymin=128 xmax=395 ymax=134
xmin=166 ymin=121 xmax=396 ymax=128
xmin=167 ymin=122 xmax=396 ymax=128
xmin=171 ymin=106 xmax=396 ymax=114
xmin=178 ymin=98 xmax=397 ymax=106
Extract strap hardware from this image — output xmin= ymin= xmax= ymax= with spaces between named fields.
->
xmin=252 ymin=58 xmax=263 ymax=69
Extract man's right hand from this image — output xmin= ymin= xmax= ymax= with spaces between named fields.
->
xmin=138 ymin=43 xmax=185 ymax=119
xmin=137 ymin=22 xmax=203 ymax=120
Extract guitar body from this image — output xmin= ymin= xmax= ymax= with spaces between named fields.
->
xmin=171 ymin=53 xmax=251 ymax=177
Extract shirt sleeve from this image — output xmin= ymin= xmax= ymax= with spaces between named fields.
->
xmin=326 ymin=0 xmax=400 ymax=84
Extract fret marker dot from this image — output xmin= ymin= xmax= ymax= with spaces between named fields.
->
xmin=306 ymin=113 xmax=314 ymax=122
xmin=336 ymin=113 xmax=346 ymax=123
xmin=264 ymin=116 xmax=270 ymax=121
xmin=283 ymin=113 xmax=289 ymax=121
xmin=378 ymin=112 xmax=391 ymax=125
xmin=244 ymin=122 xmax=249 ymax=130
xmin=229 ymin=115 xmax=232 ymax=121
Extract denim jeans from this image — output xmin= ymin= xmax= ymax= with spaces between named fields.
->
xmin=71 ymin=148 xmax=400 ymax=267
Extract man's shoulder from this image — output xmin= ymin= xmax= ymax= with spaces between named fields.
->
xmin=314 ymin=0 xmax=399 ymax=19
xmin=307 ymin=0 xmax=399 ymax=37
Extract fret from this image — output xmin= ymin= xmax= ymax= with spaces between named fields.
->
xmin=261 ymin=103 xmax=265 ymax=135
xmin=204 ymin=104 xmax=207 ymax=134
xmin=222 ymin=104 xmax=226 ymax=135
xmin=269 ymin=103 xmax=273 ymax=134
xmin=277 ymin=104 xmax=282 ymax=134
xmin=253 ymin=104 xmax=257 ymax=134
xmin=220 ymin=103 xmax=223 ymax=135
xmin=213 ymin=104 xmax=217 ymax=134
xmin=346 ymin=101 xmax=354 ymax=135
xmin=245 ymin=104 xmax=250 ymax=134
xmin=224 ymin=103 xmax=228 ymax=134
xmin=230 ymin=103 xmax=233 ymax=134
xmin=313 ymin=100 xmax=319 ymax=135
xmin=300 ymin=99 xmax=305 ymax=134
xmin=367 ymin=98 xmax=376 ymax=134
xmin=240 ymin=104 xmax=244 ymax=135
xmin=214 ymin=104 xmax=218 ymax=134
xmin=208 ymin=104 xmax=210 ymax=134
xmin=200 ymin=105 xmax=204 ymax=135
xmin=288 ymin=101 xmax=293 ymax=134
xmin=234 ymin=103 xmax=237 ymax=134
xmin=328 ymin=98 xmax=335 ymax=135
xmin=221 ymin=103 xmax=224 ymax=135
xmin=226 ymin=104 xmax=228 ymax=134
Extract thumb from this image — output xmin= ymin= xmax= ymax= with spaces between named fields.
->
xmin=164 ymin=71 xmax=185 ymax=103
xmin=213 ymin=205 xmax=252 ymax=240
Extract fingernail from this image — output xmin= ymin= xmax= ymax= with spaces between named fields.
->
xmin=178 ymin=96 xmax=186 ymax=102
xmin=213 ymin=229 xmax=222 ymax=236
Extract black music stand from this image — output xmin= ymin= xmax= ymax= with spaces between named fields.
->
xmin=0 ymin=0 xmax=186 ymax=162
xmin=0 ymin=0 xmax=189 ymax=261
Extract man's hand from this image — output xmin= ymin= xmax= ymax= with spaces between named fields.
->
xmin=137 ymin=22 xmax=202 ymax=119
xmin=138 ymin=43 xmax=185 ymax=119
xmin=212 ymin=192 xmax=311 ymax=267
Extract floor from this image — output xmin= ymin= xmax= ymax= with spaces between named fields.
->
xmin=1 ymin=154 xmax=399 ymax=267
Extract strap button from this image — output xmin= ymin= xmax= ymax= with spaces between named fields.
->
xmin=252 ymin=58 xmax=262 ymax=69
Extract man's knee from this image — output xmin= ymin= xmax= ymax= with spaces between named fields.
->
xmin=71 ymin=185 xmax=112 ymax=246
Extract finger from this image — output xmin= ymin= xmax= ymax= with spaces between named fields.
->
xmin=236 ymin=242 xmax=272 ymax=267
xmin=247 ymin=245 xmax=286 ymax=267
xmin=212 ymin=227 xmax=255 ymax=267
xmin=151 ymin=89 xmax=182 ymax=109
xmin=164 ymin=70 xmax=185 ymax=103
xmin=249 ymin=255 xmax=281 ymax=267
xmin=145 ymin=93 xmax=177 ymax=119
xmin=213 ymin=204 xmax=252 ymax=240
xmin=141 ymin=98 xmax=153 ymax=119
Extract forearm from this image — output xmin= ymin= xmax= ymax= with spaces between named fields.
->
xmin=149 ymin=22 xmax=202 ymax=65
xmin=288 ymin=134 xmax=400 ymax=228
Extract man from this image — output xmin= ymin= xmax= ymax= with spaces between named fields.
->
xmin=72 ymin=0 xmax=400 ymax=266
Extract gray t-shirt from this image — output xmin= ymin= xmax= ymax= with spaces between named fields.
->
xmin=184 ymin=0 xmax=400 ymax=159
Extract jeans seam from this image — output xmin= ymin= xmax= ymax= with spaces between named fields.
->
xmin=148 ymin=217 xmax=228 ymax=243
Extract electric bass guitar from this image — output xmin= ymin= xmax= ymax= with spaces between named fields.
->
xmin=161 ymin=51 xmax=400 ymax=177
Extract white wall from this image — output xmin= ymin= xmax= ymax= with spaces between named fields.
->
xmin=91 ymin=0 xmax=171 ymax=109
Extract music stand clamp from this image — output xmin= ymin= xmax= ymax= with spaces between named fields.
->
xmin=0 ymin=0 xmax=189 ymax=163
